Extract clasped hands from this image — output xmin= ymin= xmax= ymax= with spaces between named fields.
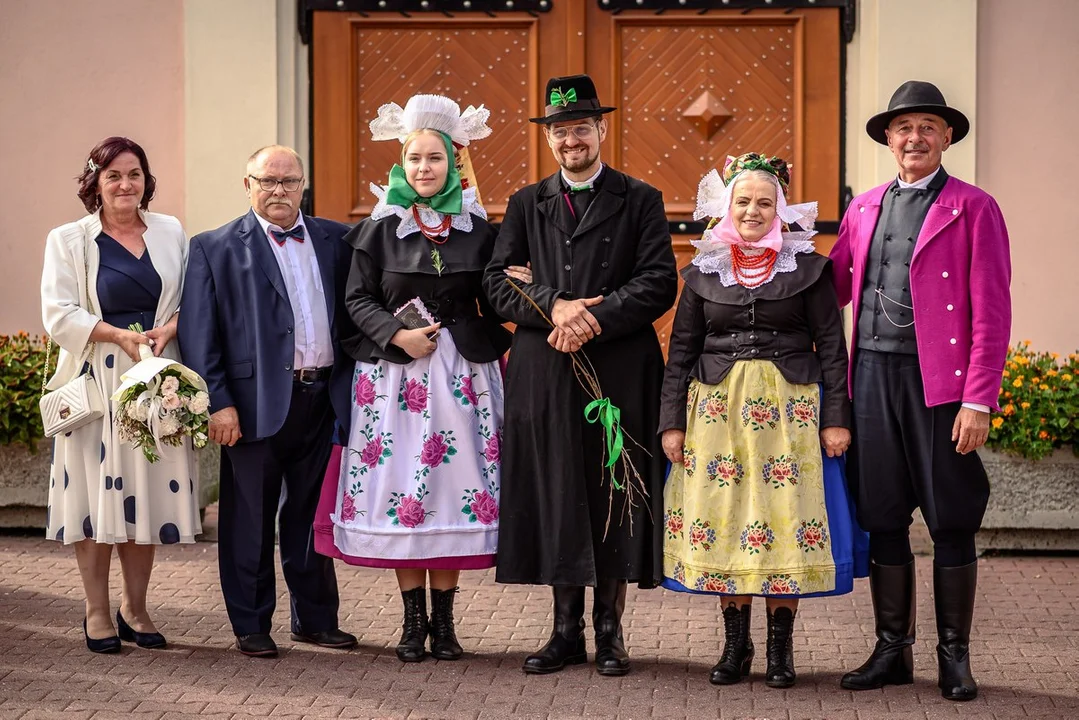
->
xmin=547 ymin=296 xmax=604 ymax=353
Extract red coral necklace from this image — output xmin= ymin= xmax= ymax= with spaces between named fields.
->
xmin=412 ymin=206 xmax=451 ymax=244
xmin=730 ymin=246 xmax=778 ymax=288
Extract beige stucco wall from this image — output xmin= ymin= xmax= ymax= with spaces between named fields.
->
xmin=183 ymin=0 xmax=280 ymax=235
xmin=977 ymin=0 xmax=1079 ymax=354
xmin=0 ymin=0 xmax=185 ymax=335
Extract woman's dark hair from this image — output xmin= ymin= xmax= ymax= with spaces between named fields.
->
xmin=76 ymin=136 xmax=156 ymax=213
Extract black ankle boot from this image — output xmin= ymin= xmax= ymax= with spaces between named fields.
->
xmin=522 ymin=586 xmax=587 ymax=674
xmin=935 ymin=561 xmax=978 ymax=701
xmin=592 ymin=578 xmax=630 ymax=676
xmin=429 ymin=587 xmax=463 ymax=661
xmin=396 ymin=587 xmax=429 ymax=663
xmin=765 ymin=607 xmax=796 ymax=688
xmin=841 ymin=559 xmax=916 ymax=690
xmin=710 ymin=602 xmax=753 ymax=685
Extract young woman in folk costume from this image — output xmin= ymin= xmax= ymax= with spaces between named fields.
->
xmin=657 ymin=154 xmax=868 ymax=687
xmin=313 ymin=95 xmax=527 ymax=662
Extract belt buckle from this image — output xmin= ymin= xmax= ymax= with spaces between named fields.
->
xmin=297 ymin=367 xmax=318 ymax=385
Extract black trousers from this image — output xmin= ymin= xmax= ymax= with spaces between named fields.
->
xmin=219 ymin=380 xmax=339 ymax=636
xmin=848 ymin=351 xmax=990 ymax=540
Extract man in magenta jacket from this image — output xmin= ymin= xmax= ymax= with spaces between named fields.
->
xmin=829 ymin=81 xmax=1011 ymax=702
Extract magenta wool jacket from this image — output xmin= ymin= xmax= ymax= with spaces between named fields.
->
xmin=830 ymin=174 xmax=1012 ymax=411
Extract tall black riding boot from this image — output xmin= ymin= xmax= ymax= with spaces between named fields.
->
xmin=841 ymin=559 xmax=916 ymax=690
xmin=935 ymin=561 xmax=979 ymax=701
xmin=710 ymin=602 xmax=753 ymax=685
xmin=592 ymin=578 xmax=630 ymax=676
xmin=429 ymin=587 xmax=463 ymax=661
xmin=396 ymin=587 xmax=429 ymax=662
xmin=522 ymin=586 xmax=587 ymax=674
xmin=765 ymin=606 xmax=797 ymax=688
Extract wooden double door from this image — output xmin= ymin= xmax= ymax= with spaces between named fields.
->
xmin=312 ymin=2 xmax=842 ymax=348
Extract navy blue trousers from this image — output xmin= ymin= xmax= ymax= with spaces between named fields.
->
xmin=218 ymin=380 xmax=339 ymax=636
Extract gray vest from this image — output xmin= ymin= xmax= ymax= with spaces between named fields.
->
xmin=856 ymin=168 xmax=948 ymax=354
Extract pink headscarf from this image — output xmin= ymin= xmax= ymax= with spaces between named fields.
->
xmin=707 ymin=212 xmax=784 ymax=253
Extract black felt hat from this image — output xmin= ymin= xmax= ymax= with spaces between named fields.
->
xmin=865 ymin=80 xmax=970 ymax=145
xmin=529 ymin=74 xmax=617 ymax=125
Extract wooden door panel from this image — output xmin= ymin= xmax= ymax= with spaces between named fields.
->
xmin=614 ymin=17 xmax=801 ymax=216
xmin=313 ymin=7 xmax=584 ymax=222
xmin=351 ymin=23 xmax=536 ymax=218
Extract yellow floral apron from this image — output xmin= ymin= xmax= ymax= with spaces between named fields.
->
xmin=663 ymin=361 xmax=835 ymax=596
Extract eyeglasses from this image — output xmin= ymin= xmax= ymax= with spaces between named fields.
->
xmin=248 ymin=175 xmax=304 ymax=192
xmin=547 ymin=123 xmax=598 ymax=142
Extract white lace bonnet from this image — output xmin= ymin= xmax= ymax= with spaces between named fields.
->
xmin=693 ymin=161 xmax=818 ymax=241
xmin=369 ymin=94 xmax=493 ymax=147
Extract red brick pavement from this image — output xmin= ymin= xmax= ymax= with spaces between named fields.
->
xmin=0 ymin=530 xmax=1076 ymax=720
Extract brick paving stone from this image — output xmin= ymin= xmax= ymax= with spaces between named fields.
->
xmin=2 ymin=534 xmax=1078 ymax=719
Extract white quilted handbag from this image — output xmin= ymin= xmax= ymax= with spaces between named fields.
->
xmin=39 ymin=352 xmax=104 ymax=437
xmin=39 ymin=229 xmax=105 ymax=438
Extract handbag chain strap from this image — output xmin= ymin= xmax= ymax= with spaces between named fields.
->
xmin=41 ymin=230 xmax=97 ymax=398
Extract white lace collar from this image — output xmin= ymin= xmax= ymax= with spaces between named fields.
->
xmin=369 ymin=184 xmax=487 ymax=240
xmin=691 ymin=232 xmax=817 ymax=287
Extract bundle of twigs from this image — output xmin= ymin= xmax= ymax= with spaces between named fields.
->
xmin=504 ymin=278 xmax=652 ymax=539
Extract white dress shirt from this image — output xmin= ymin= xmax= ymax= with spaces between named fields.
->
xmin=895 ymin=166 xmax=942 ymax=190
xmin=895 ymin=167 xmax=988 ymax=415
xmin=253 ymin=211 xmax=334 ymax=369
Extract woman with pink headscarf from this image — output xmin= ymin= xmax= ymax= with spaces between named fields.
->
xmin=657 ymin=153 xmax=867 ymax=688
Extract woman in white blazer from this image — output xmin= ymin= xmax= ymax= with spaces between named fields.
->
xmin=41 ymin=137 xmax=200 ymax=653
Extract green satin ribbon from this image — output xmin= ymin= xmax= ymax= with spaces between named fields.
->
xmin=550 ymin=87 xmax=578 ymax=107
xmin=384 ymin=131 xmax=463 ymax=215
xmin=584 ymin=397 xmax=625 ymax=487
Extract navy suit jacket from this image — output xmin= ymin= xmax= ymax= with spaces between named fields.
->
xmin=178 ymin=209 xmax=354 ymax=442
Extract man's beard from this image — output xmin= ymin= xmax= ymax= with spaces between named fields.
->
xmin=559 ymin=147 xmax=598 ymax=173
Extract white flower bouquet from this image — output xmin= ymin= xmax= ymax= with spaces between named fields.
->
xmin=111 ymin=324 xmax=210 ymax=463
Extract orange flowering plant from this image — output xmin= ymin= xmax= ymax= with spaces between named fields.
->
xmin=0 ymin=332 xmax=50 ymax=450
xmin=988 ymin=341 xmax=1079 ymax=460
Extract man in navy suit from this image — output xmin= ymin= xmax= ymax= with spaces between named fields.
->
xmin=178 ymin=145 xmax=356 ymax=657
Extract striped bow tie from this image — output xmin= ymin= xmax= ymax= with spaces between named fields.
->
xmin=269 ymin=226 xmax=305 ymax=245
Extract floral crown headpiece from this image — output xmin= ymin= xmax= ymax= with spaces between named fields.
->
xmin=369 ymin=93 xmax=492 ymax=147
xmin=721 ymin=152 xmax=790 ymax=193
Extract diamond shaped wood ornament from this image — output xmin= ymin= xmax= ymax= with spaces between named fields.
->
xmin=683 ymin=91 xmax=732 ymax=141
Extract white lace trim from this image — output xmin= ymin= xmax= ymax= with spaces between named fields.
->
xmin=693 ymin=168 xmax=818 ymax=231
xmin=369 ymin=184 xmax=487 ymax=240
xmin=369 ymin=96 xmax=492 ymax=146
xmin=691 ymin=235 xmax=817 ymax=287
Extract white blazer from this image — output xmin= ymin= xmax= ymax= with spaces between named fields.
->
xmin=40 ymin=209 xmax=189 ymax=390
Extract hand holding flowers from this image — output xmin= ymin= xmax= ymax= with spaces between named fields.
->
xmin=112 ymin=323 xmax=210 ymax=463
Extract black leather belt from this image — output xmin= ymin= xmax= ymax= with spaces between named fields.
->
xmin=293 ymin=366 xmax=332 ymax=384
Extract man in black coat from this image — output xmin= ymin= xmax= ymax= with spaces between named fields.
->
xmin=484 ymin=75 xmax=678 ymax=676
xmin=178 ymin=146 xmax=356 ymax=658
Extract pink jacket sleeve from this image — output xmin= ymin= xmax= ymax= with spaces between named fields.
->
xmin=829 ymin=201 xmax=857 ymax=308
xmin=963 ymin=194 xmax=1012 ymax=410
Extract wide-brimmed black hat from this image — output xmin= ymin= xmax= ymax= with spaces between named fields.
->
xmin=865 ymin=80 xmax=970 ymax=145
xmin=529 ymin=74 xmax=616 ymax=125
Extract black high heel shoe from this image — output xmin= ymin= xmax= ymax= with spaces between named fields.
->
xmin=83 ymin=618 xmax=121 ymax=654
xmin=116 ymin=611 xmax=167 ymax=649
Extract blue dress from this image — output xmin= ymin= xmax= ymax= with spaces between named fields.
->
xmin=45 ymin=233 xmax=201 ymax=545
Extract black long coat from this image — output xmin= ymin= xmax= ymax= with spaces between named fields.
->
xmin=483 ymin=168 xmax=678 ymax=587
